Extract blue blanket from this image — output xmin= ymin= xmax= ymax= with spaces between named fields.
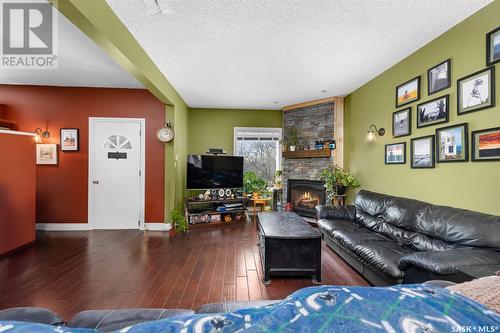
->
xmin=2 ymin=284 xmax=499 ymax=332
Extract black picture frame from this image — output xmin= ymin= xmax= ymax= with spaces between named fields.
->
xmin=457 ymin=66 xmax=495 ymax=115
xmin=392 ymin=107 xmax=411 ymax=138
xmin=385 ymin=142 xmax=406 ymax=165
xmin=435 ymin=123 xmax=469 ymax=163
xmin=60 ymin=128 xmax=79 ymax=152
xmin=427 ymin=58 xmax=451 ymax=95
xmin=486 ymin=26 xmax=500 ymax=66
xmin=416 ymin=94 xmax=449 ymax=128
xmin=410 ymin=135 xmax=435 ymax=169
xmin=395 ymin=76 xmax=420 ymax=108
xmin=471 ymin=126 xmax=500 ymax=162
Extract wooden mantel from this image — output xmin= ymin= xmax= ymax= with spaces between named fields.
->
xmin=282 ymin=96 xmax=344 ymax=167
xmin=283 ymin=96 xmax=336 ymax=112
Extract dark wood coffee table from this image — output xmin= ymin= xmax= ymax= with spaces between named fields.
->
xmin=257 ymin=211 xmax=322 ymax=284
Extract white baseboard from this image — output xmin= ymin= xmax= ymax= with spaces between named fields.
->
xmin=36 ymin=223 xmax=172 ymax=231
xmin=145 ymin=223 xmax=172 ymax=231
xmin=36 ymin=223 xmax=91 ymax=231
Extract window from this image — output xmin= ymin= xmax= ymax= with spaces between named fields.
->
xmin=104 ymin=135 xmax=132 ymax=150
xmin=234 ymin=127 xmax=282 ymax=182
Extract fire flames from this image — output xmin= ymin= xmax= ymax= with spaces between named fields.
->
xmin=294 ymin=191 xmax=320 ymax=209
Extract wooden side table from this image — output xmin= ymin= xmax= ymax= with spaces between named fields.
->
xmin=331 ymin=195 xmax=346 ymax=206
xmin=251 ymin=197 xmax=272 ymax=224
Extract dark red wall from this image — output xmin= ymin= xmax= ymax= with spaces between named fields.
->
xmin=0 ymin=133 xmax=36 ymax=255
xmin=0 ymin=85 xmax=165 ymax=224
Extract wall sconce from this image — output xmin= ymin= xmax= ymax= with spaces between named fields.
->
xmin=365 ymin=124 xmax=385 ymax=142
xmin=35 ymin=127 xmax=50 ymax=143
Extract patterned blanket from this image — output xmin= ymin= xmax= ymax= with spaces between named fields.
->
xmin=1 ymin=284 xmax=499 ymax=332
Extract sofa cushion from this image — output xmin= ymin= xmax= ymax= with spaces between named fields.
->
xmin=354 ymin=191 xmax=500 ymax=249
xmin=353 ymin=240 xmax=414 ymax=278
xmin=316 ymin=205 xmax=356 ymax=220
xmin=356 ymin=210 xmax=456 ymax=252
xmin=416 ymin=205 xmax=500 ymax=249
xmin=68 ymin=308 xmax=195 ymax=332
xmin=317 ymin=218 xmax=363 ymax=238
xmin=398 ymin=248 xmax=500 ymax=274
xmin=0 ymin=307 xmax=64 ymax=325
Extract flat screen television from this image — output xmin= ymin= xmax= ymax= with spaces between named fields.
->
xmin=187 ymin=155 xmax=244 ymax=189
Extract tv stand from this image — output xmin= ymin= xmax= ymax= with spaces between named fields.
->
xmin=184 ymin=197 xmax=250 ymax=229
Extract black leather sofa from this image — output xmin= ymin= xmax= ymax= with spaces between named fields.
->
xmin=0 ymin=301 xmax=280 ymax=332
xmin=2 ymin=282 xmax=461 ymax=331
xmin=316 ymin=190 xmax=500 ymax=286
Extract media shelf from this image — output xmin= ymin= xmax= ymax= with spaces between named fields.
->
xmin=184 ymin=197 xmax=250 ymax=229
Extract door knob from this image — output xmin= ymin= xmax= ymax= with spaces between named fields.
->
xmin=93 ymin=180 xmax=99 ymax=184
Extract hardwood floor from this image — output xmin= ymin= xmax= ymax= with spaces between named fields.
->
xmin=0 ymin=222 xmax=368 ymax=319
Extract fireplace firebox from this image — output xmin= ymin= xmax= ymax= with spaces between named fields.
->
xmin=287 ymin=179 xmax=326 ymax=218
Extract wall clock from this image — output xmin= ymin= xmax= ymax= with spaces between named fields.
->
xmin=157 ymin=122 xmax=175 ymax=143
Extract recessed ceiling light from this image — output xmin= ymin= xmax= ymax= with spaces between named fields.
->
xmin=321 ymin=90 xmax=327 ymax=94
xmin=273 ymin=101 xmax=279 ymax=104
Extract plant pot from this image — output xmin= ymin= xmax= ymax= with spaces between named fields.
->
xmin=289 ymin=146 xmax=296 ymax=152
xmin=169 ymin=228 xmax=177 ymax=238
xmin=336 ymin=185 xmax=347 ymax=195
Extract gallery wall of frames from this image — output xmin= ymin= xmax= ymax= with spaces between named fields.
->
xmin=386 ymin=25 xmax=500 ymax=168
xmin=345 ymin=0 xmax=499 ymax=215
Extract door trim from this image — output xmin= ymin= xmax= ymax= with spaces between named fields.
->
xmin=88 ymin=117 xmax=146 ymax=230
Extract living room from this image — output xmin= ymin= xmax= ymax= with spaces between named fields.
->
xmin=0 ymin=0 xmax=499 ymax=332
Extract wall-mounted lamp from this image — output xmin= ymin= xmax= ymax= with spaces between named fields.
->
xmin=35 ymin=128 xmax=50 ymax=143
xmin=365 ymin=124 xmax=385 ymax=142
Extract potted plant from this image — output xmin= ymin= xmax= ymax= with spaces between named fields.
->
xmin=243 ymin=171 xmax=267 ymax=198
xmin=318 ymin=166 xmax=360 ymax=201
xmin=272 ymin=170 xmax=283 ymax=190
xmin=169 ymin=209 xmax=188 ymax=237
xmin=286 ymin=127 xmax=298 ymax=151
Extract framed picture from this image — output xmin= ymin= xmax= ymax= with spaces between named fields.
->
xmin=395 ymin=76 xmax=420 ymax=108
xmin=436 ymin=123 xmax=468 ymax=163
xmin=427 ymin=59 xmax=451 ymax=95
xmin=60 ymin=128 xmax=79 ymax=151
xmin=392 ymin=107 xmax=411 ymax=137
xmin=457 ymin=67 xmax=495 ymax=115
xmin=416 ymin=95 xmax=449 ymax=128
xmin=410 ymin=135 xmax=435 ymax=169
xmin=36 ymin=144 xmax=58 ymax=165
xmin=471 ymin=127 xmax=500 ymax=162
xmin=385 ymin=142 xmax=406 ymax=164
xmin=486 ymin=26 xmax=500 ymax=66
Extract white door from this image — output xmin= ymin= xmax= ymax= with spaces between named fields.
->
xmin=89 ymin=118 xmax=145 ymax=229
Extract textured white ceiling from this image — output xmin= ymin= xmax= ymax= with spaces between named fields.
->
xmin=0 ymin=8 xmax=142 ymax=89
xmin=106 ymin=0 xmax=491 ymax=110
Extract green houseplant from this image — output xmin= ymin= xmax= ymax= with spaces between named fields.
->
xmin=287 ymin=127 xmax=298 ymax=151
xmin=243 ymin=171 xmax=267 ymax=197
xmin=318 ymin=166 xmax=360 ymax=200
xmin=272 ymin=170 xmax=283 ymax=189
xmin=169 ymin=209 xmax=188 ymax=237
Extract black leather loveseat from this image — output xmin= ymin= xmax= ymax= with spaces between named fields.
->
xmin=316 ymin=190 xmax=500 ymax=286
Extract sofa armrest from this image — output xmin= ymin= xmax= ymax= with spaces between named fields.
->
xmin=315 ymin=205 xmax=355 ymax=221
xmin=398 ymin=248 xmax=500 ymax=275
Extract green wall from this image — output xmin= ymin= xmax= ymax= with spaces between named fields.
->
xmin=188 ymin=108 xmax=283 ymax=155
xmin=345 ymin=1 xmax=500 ymax=215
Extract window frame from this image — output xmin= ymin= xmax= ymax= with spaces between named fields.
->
xmin=233 ymin=127 xmax=283 ymax=173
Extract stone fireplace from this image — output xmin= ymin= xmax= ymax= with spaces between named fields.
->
xmin=287 ymin=179 xmax=326 ymax=217
xmin=282 ymin=101 xmax=336 ymax=206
